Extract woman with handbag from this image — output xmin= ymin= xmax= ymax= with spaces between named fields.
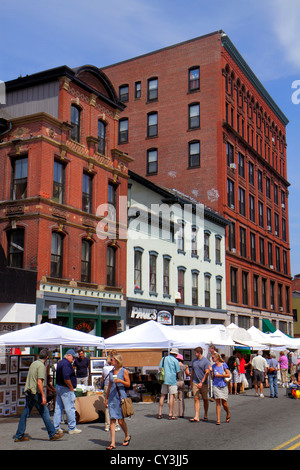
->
xmin=267 ymin=353 xmax=279 ymax=398
xmin=211 ymin=353 xmax=231 ymax=425
xmin=104 ymin=353 xmax=131 ymax=450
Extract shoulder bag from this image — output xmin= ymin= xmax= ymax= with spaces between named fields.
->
xmin=158 ymin=357 xmax=165 ymax=384
xmin=116 ymin=374 xmax=134 ymax=418
xmin=269 ymin=360 xmax=275 ymax=373
xmin=223 ymin=364 xmax=232 ymax=383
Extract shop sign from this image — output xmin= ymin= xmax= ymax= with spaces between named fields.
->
xmin=129 ymin=304 xmax=173 ymax=325
xmin=0 ymin=323 xmax=19 ymax=333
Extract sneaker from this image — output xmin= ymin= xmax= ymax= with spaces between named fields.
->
xmin=260 ymin=393 xmax=264 ymax=398
xmin=56 ymin=428 xmax=64 ymax=434
xmin=115 ymin=425 xmax=121 ymax=431
xmin=14 ymin=436 xmax=30 ymax=442
xmin=50 ymin=433 xmax=64 ymax=441
xmin=104 ymin=426 xmax=110 ymax=432
xmin=68 ymin=428 xmax=82 ymax=434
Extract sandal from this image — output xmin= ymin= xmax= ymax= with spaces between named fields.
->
xmin=216 ymin=422 xmax=221 ymax=425
xmin=157 ymin=415 xmax=162 ymax=419
xmin=106 ymin=444 xmax=116 ymax=450
xmin=189 ymin=418 xmax=200 ymax=422
xmin=226 ymin=416 xmax=231 ymax=423
xmin=123 ymin=436 xmax=131 ymax=447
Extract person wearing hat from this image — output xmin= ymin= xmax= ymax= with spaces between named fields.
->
xmin=174 ymin=353 xmax=190 ymax=418
xmin=53 ymin=349 xmax=82 ymax=434
xmin=14 ymin=349 xmax=64 ymax=442
xmin=157 ymin=348 xmax=180 ymax=419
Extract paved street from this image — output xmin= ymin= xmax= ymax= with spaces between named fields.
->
xmin=1 ymin=386 xmax=300 ymax=458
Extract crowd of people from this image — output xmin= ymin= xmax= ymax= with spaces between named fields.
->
xmin=156 ymin=346 xmax=300 ymax=426
xmin=13 ymin=343 xmax=300 ymax=448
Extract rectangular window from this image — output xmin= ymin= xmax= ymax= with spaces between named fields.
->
xmin=147 ymin=148 xmax=158 ymax=174
xmin=242 ymin=271 xmax=248 ymax=305
xmin=216 ymin=278 xmax=222 ymax=309
xmin=53 ymin=160 xmax=65 ymax=204
xmin=266 ymin=177 xmax=271 ymax=198
xmin=189 ymin=141 xmax=200 ymax=167
xmin=249 ymin=194 xmax=255 ymax=222
xmin=118 ymin=118 xmax=128 ymax=143
xmin=253 ymin=275 xmax=259 ymax=307
xmin=204 ymin=232 xmax=210 ymax=260
xmin=147 ymin=112 xmax=158 ymax=137
xmin=7 ymin=229 xmax=24 ymax=268
xmin=262 ymin=278 xmax=267 ymax=308
xmin=238 ymin=152 xmax=245 ymax=177
xmin=239 ymin=187 xmax=245 ymax=216
xmin=12 ymin=156 xmax=28 ymax=200
xmin=81 ymin=240 xmax=91 ymax=283
xmin=147 ymin=78 xmax=158 ymax=101
xmin=228 ymin=222 xmax=236 ymax=251
xmin=189 ymin=67 xmax=200 ymax=91
xmin=192 ymin=272 xmax=198 ymax=306
xmin=82 ymin=172 xmax=93 ymax=213
xmin=227 ymin=179 xmax=235 ymax=208
xmin=230 ymin=267 xmax=238 ymax=303
xmin=268 ymin=242 xmax=273 ymax=267
xmin=257 ymin=170 xmax=263 ymax=192
xmin=134 ymin=250 xmax=142 ymax=290
xmin=71 ymin=104 xmax=81 ymax=142
xmin=227 ymin=143 xmax=234 ymax=166
xmin=98 ymin=120 xmax=106 ymax=155
xmin=259 ymin=237 xmax=265 ymax=265
xmin=276 ymin=246 xmax=281 ymax=271
xmin=51 ymin=232 xmax=63 ymax=278
xmin=250 ymin=232 xmax=256 ymax=261
xmin=215 ymin=237 xmax=221 ymax=264
xmin=248 ymin=161 xmax=254 ymax=185
xmin=240 ymin=227 xmax=246 ymax=258
xmin=258 ymin=201 xmax=264 ymax=228
xmin=163 ymin=257 xmax=170 ymax=295
xmin=149 ymin=254 xmax=157 ymax=293
xmin=107 ymin=246 xmax=116 ymax=286
xmin=189 ymin=103 xmax=200 ymax=129
xmin=178 ymin=269 xmax=185 ymax=303
xmin=119 ymin=84 xmax=129 ymax=102
xmin=135 ymin=81 xmax=141 ymax=99
xmin=204 ymin=275 xmax=210 ymax=307
xmin=282 ymin=218 xmax=287 ymax=241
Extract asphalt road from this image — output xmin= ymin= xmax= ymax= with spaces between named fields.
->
xmin=1 ymin=386 xmax=300 ymax=459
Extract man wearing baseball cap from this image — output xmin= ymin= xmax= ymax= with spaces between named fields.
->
xmin=54 ymin=349 xmax=82 ymax=434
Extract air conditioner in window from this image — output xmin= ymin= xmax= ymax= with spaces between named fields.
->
xmin=269 ymin=265 xmax=274 ymax=269
xmin=279 ymin=306 xmax=284 ymax=312
xmin=231 ymin=248 xmax=236 ymax=253
xmin=230 ymin=163 xmax=236 ymax=169
xmin=270 ymin=304 xmax=274 ymax=310
xmin=275 ymin=231 xmax=278 ymax=236
xmin=230 ymin=204 xmax=235 ymax=210
xmin=267 ymin=225 xmax=272 ymax=231
xmin=281 ymin=203 xmax=285 ymax=209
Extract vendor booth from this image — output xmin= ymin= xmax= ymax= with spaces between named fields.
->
xmin=0 ymin=322 xmax=105 ymax=420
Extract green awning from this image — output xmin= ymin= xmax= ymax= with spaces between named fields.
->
xmin=262 ymin=318 xmax=276 ymax=333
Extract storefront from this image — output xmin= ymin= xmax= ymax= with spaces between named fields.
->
xmin=37 ymin=281 xmax=126 ymax=339
xmin=126 ymin=300 xmax=174 ymax=328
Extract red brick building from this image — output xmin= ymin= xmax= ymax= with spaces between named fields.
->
xmin=103 ymin=31 xmax=293 ymax=333
xmin=0 ymin=65 xmax=132 ymax=337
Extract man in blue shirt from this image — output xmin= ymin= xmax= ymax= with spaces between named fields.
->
xmin=157 ymin=348 xmax=180 ymax=419
xmin=190 ymin=346 xmax=210 ymax=422
xmin=54 ymin=349 xmax=82 ymax=435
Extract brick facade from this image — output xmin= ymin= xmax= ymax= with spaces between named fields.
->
xmin=103 ymin=31 xmax=293 ymax=332
xmin=0 ymin=66 xmax=132 ymax=337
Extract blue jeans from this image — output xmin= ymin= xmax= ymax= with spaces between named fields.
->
xmin=268 ymin=374 xmax=278 ymax=397
xmin=53 ymin=385 xmax=76 ymax=431
xmin=15 ymin=392 xmax=56 ymax=439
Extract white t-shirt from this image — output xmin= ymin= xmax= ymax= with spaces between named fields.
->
xmin=252 ymin=355 xmax=268 ymax=372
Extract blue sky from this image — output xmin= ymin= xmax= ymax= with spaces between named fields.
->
xmin=1 ymin=0 xmax=300 ymax=276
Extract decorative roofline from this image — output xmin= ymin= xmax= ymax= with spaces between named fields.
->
xmin=221 ymin=34 xmax=289 ymax=126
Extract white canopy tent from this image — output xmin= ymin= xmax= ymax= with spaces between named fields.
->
xmin=169 ymin=324 xmax=235 ymax=348
xmin=104 ymin=320 xmax=206 ymax=350
xmin=0 ymin=322 xmax=105 ymax=349
xmin=265 ymin=330 xmax=300 ymax=350
xmin=226 ymin=323 xmax=267 ymax=350
xmin=247 ymin=326 xmax=290 ymax=349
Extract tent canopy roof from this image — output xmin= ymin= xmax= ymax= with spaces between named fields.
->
xmin=0 ymin=322 xmax=105 ymax=348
